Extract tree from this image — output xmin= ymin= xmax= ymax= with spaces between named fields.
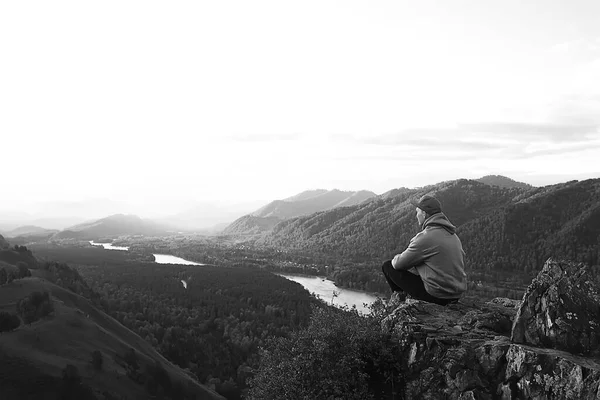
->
xmin=248 ymin=305 xmax=402 ymax=400
xmin=0 ymin=268 xmax=6 ymax=285
xmin=16 ymin=262 xmax=31 ymax=279
xmin=16 ymin=291 xmax=54 ymax=324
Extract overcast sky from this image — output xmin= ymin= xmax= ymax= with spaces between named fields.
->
xmin=1 ymin=0 xmax=599 ymax=215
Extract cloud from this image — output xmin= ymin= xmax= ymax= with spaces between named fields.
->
xmin=360 ymin=133 xmax=502 ymax=151
xmin=333 ymin=121 xmax=600 ymax=165
xmin=354 ymin=121 xmax=599 ymax=148
xmin=458 ymin=122 xmax=599 ymax=142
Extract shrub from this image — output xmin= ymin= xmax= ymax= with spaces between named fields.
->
xmin=0 ymin=311 xmax=21 ymax=332
xmin=16 ymin=291 xmax=54 ymax=324
xmin=16 ymin=261 xmax=31 ymax=279
xmin=247 ymin=305 xmax=402 ymax=400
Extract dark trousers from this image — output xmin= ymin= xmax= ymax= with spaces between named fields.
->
xmin=381 ymin=260 xmax=458 ymax=306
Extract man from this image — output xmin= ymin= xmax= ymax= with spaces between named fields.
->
xmin=381 ymin=194 xmax=467 ymax=305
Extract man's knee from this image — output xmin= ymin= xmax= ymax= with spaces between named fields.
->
xmin=381 ymin=259 xmax=394 ymax=273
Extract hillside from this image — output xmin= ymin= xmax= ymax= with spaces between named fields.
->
xmin=0 ymin=245 xmax=39 ymax=268
xmin=252 ymin=189 xmax=376 ymax=219
xmin=223 ymin=215 xmax=283 ymax=235
xmin=260 ymin=179 xmax=527 ymax=261
xmin=53 ymin=214 xmax=169 ymax=240
xmin=4 ymin=225 xmax=58 ymax=238
xmin=252 ymin=178 xmax=600 ymax=295
xmin=0 ymin=234 xmax=9 ymax=249
xmin=0 ymin=276 xmax=223 ymax=400
xmin=224 ymin=189 xmax=376 ymax=235
xmin=459 ymin=178 xmax=600 ymax=276
xmin=476 ymin=174 xmax=534 ymax=189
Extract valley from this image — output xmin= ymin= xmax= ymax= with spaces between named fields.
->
xmin=2 ymin=176 xmax=600 ymax=399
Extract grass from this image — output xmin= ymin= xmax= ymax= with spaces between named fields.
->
xmin=0 ymin=277 xmax=223 ymax=399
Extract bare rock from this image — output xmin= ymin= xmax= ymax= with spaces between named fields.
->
xmin=511 ymin=258 xmax=600 ymax=356
xmin=501 ymin=344 xmax=600 ymax=399
xmin=382 ymin=298 xmax=517 ymax=399
xmin=383 ymin=291 xmax=600 ymax=398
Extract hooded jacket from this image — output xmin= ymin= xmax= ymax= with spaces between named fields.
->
xmin=391 ymin=212 xmax=467 ymax=299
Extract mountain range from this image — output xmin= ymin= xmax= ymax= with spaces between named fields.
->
xmin=2 ymin=176 xmax=538 ymax=241
xmin=223 ymin=189 xmax=377 ymax=235
xmin=52 ymin=214 xmax=170 ymax=241
xmin=252 ymin=177 xmax=599 ymax=288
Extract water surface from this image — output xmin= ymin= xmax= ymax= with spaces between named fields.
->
xmin=153 ymin=253 xmax=205 ymax=265
xmin=278 ymin=273 xmax=380 ymax=314
xmin=89 ymin=240 xmax=129 ymax=251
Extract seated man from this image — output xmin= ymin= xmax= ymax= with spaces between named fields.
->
xmin=381 ymin=194 xmax=467 ymax=305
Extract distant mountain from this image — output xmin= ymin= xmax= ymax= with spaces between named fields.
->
xmin=4 ymin=225 xmax=58 ymax=238
xmin=476 ymin=175 xmax=534 ymax=189
xmin=53 ymin=214 xmax=170 ymax=240
xmin=253 ymin=189 xmax=377 ymax=219
xmin=223 ymin=189 xmax=377 ymax=235
xmin=260 ymin=179 xmax=527 ymax=261
xmin=223 ymin=215 xmax=283 ymax=235
xmin=157 ymin=202 xmax=256 ymax=231
xmin=0 ymin=215 xmax=89 ymax=231
xmin=377 ymin=187 xmax=412 ymax=201
xmin=282 ymin=189 xmax=329 ymax=202
xmin=255 ymin=178 xmax=600 ymax=288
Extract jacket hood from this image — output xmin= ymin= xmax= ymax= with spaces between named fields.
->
xmin=422 ymin=212 xmax=456 ymax=234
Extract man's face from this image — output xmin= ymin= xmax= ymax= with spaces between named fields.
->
xmin=416 ymin=207 xmax=427 ymax=226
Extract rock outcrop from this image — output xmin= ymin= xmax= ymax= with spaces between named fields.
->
xmin=383 ymin=258 xmax=600 ymax=399
xmin=511 ymin=259 xmax=600 ymax=356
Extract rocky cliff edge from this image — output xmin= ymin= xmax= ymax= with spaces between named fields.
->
xmin=382 ymin=258 xmax=600 ymax=399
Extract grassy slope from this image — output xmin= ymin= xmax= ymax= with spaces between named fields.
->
xmin=0 ymin=277 xmax=224 ymax=400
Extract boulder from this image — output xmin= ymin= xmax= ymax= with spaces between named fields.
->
xmin=511 ymin=258 xmax=600 ymax=356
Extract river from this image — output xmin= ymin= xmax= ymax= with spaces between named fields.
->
xmin=88 ymin=240 xmax=378 ymax=313
xmin=89 ymin=240 xmax=129 ymax=251
xmin=153 ymin=254 xmax=205 ymax=265
xmin=278 ymin=274 xmax=379 ymax=314
xmin=89 ymin=241 xmax=205 ymax=265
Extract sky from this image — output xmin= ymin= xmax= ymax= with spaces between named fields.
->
xmin=1 ymin=0 xmax=599 ymax=216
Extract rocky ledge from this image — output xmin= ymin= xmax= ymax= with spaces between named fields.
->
xmin=382 ymin=258 xmax=600 ymax=399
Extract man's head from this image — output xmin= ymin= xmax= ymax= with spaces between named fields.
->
xmin=411 ymin=195 xmax=442 ymax=225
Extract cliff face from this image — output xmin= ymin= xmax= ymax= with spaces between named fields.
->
xmin=383 ymin=259 xmax=600 ymax=399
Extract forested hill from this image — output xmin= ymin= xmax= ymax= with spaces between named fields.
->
xmin=258 ymin=178 xmax=600 ymax=283
xmin=223 ymin=189 xmax=376 ymax=235
xmin=53 ymin=214 xmax=169 ymax=240
xmin=259 ymin=179 xmax=526 ymax=261
xmin=459 ymin=178 xmax=600 ymax=276
xmin=475 ymin=175 xmax=534 ymax=189
xmin=253 ymin=189 xmax=377 ymax=219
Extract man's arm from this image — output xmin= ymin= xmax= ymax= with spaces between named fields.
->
xmin=391 ymin=233 xmax=436 ymax=270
